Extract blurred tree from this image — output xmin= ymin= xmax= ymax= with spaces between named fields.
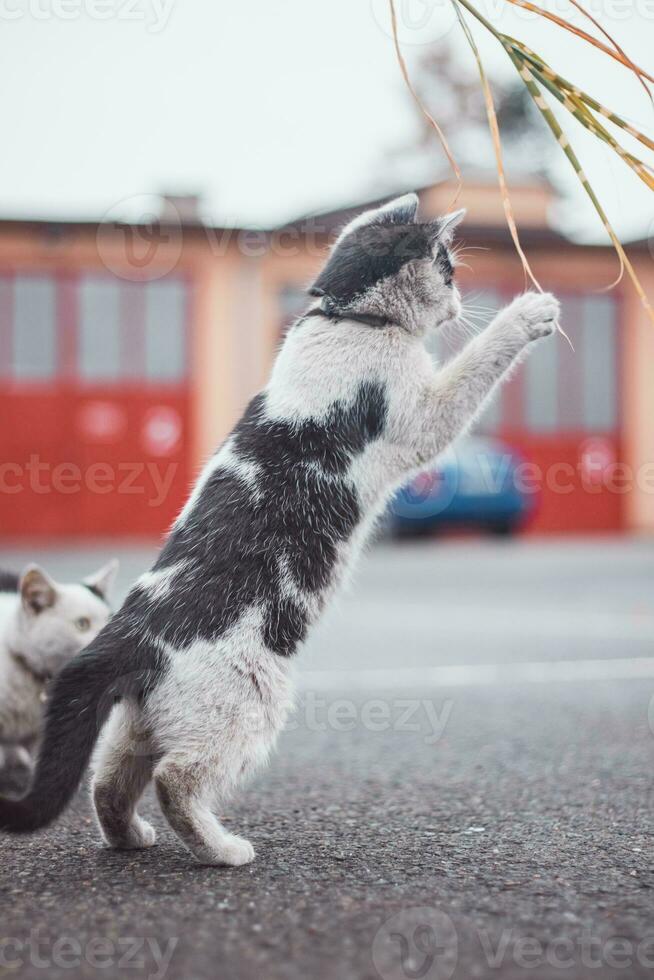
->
xmin=395 ymin=41 xmax=554 ymax=179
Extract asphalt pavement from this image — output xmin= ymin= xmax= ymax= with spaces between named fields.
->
xmin=1 ymin=536 xmax=654 ymax=980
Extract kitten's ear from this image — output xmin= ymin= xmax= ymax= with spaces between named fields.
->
xmin=435 ymin=208 xmax=466 ymax=244
xmin=20 ymin=565 xmax=57 ymax=614
xmin=335 ymin=192 xmax=419 ymax=244
xmin=84 ymin=558 xmax=119 ymax=601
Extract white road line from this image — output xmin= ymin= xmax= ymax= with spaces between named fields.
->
xmin=299 ymin=657 xmax=654 ymax=691
xmin=340 ymin=601 xmax=654 ymax=640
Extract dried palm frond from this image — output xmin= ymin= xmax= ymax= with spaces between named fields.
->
xmin=387 ymin=0 xmax=654 ymax=325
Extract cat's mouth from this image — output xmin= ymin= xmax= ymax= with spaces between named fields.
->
xmin=435 ymin=289 xmax=463 ymax=330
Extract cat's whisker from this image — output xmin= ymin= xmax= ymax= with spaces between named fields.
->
xmin=461 ymin=302 xmax=496 ymax=315
xmin=460 ymin=310 xmax=490 ymax=326
xmin=453 ymin=316 xmax=483 ymax=340
xmin=461 ymin=298 xmax=496 ymax=310
xmin=461 ymin=305 xmax=490 ymax=316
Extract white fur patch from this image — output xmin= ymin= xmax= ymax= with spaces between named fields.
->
xmin=136 ymin=562 xmax=188 ymax=600
xmin=174 ymin=437 xmax=263 ymax=527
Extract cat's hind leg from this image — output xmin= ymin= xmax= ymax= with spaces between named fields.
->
xmin=91 ymin=703 xmax=156 ymax=850
xmin=154 ymin=755 xmax=255 ymax=867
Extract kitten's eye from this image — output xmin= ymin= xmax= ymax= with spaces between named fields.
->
xmin=75 ymin=616 xmax=91 ymax=632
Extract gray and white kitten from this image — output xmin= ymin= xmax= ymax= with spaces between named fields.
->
xmin=0 ymin=194 xmax=558 ymax=863
xmin=0 ymin=562 xmax=117 ymax=792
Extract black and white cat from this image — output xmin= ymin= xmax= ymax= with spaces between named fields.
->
xmin=0 ymin=562 xmax=117 ymax=792
xmin=0 ymin=194 xmax=558 ymax=864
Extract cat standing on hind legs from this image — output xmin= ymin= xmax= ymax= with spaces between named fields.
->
xmin=0 ymin=193 xmax=559 ymax=865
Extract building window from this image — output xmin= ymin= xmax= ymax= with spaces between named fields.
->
xmin=523 ymin=323 xmax=559 ymax=432
xmin=580 ymin=295 xmax=617 ymax=431
xmin=144 ymin=280 xmax=187 ymax=382
xmin=12 ymin=276 xmax=57 ymax=380
xmin=0 ymin=272 xmax=190 ymax=387
xmin=523 ymin=292 xmax=618 ymax=433
xmin=78 ymin=278 xmax=122 ymax=381
xmin=465 ymin=288 xmax=618 ymax=437
xmin=76 ymin=274 xmax=188 ymax=384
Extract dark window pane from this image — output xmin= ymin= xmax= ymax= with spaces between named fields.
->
xmin=581 ymin=295 xmax=617 ymax=430
xmin=13 ymin=276 xmax=57 ymax=380
xmin=524 ymin=316 xmax=559 ymax=432
xmin=78 ymin=278 xmax=121 ymax=381
xmin=0 ymin=277 xmax=12 ymax=378
xmin=144 ymin=280 xmax=186 ymax=382
xmin=556 ymin=295 xmax=584 ymax=431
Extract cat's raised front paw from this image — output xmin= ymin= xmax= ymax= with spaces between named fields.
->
xmin=501 ymin=291 xmax=560 ymax=343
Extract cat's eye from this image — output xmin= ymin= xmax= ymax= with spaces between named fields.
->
xmin=75 ymin=616 xmax=91 ymax=632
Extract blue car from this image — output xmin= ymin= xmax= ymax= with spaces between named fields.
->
xmin=388 ymin=436 xmax=534 ymax=537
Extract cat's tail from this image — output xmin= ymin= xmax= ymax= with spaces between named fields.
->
xmin=0 ymin=626 xmax=164 ymax=833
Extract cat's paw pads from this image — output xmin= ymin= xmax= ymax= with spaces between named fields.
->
xmin=507 ymin=291 xmax=559 ymax=342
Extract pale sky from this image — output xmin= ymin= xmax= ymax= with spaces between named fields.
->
xmin=0 ymin=0 xmax=652 ymax=243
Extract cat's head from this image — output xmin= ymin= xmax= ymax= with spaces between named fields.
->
xmin=16 ymin=560 xmax=118 ymax=676
xmin=309 ymin=192 xmax=465 ymax=336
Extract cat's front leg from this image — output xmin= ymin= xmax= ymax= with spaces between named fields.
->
xmin=409 ymin=291 xmax=559 ymax=463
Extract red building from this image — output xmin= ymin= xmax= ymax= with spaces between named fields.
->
xmin=0 ymin=179 xmax=652 ymax=540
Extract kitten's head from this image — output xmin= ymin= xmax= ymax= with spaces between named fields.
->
xmin=16 ymin=560 xmax=118 ymax=676
xmin=310 ymin=193 xmax=464 ymax=336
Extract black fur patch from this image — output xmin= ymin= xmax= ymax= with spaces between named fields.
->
xmin=436 ymin=244 xmax=454 ymax=287
xmin=0 ymin=570 xmax=20 ymax=593
xmin=83 ymin=582 xmax=110 ymax=606
xmin=311 ymin=221 xmax=439 ymax=306
xmin=121 ymin=383 xmax=388 ymax=656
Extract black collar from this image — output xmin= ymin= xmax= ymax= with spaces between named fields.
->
xmin=303 ymin=306 xmax=397 ymax=330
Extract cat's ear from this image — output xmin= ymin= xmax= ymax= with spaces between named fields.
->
xmin=435 ymin=208 xmax=466 ymax=244
xmin=84 ymin=558 xmax=119 ymax=602
xmin=335 ymin=192 xmax=419 ymax=244
xmin=20 ymin=565 xmax=57 ymax=614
